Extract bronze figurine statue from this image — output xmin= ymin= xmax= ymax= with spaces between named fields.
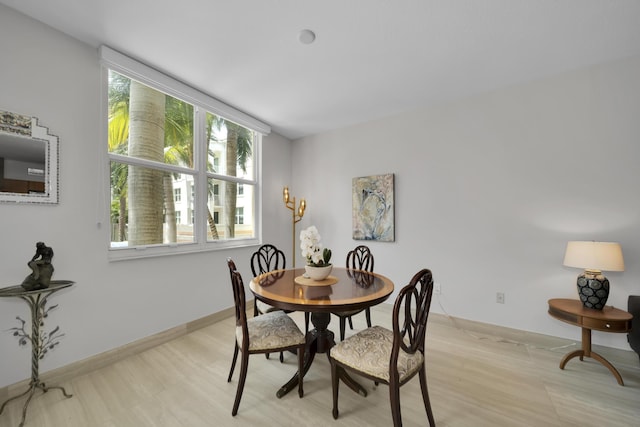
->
xmin=22 ymin=242 xmax=54 ymax=291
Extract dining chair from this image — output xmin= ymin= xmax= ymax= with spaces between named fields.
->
xmin=251 ymin=244 xmax=310 ymax=362
xmin=226 ymin=258 xmax=305 ymax=416
xmin=329 ymin=268 xmax=436 ymax=427
xmin=250 ymin=244 xmax=286 ymax=317
xmin=332 ymin=245 xmax=374 ymax=340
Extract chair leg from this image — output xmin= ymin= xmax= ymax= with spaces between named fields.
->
xmin=297 ymin=345 xmax=304 ymax=398
xmin=340 ymin=317 xmax=347 ymax=341
xmin=330 ymin=359 xmax=340 ymax=419
xmin=365 ymin=307 xmax=372 ymax=328
xmin=231 ymin=351 xmax=250 ymax=416
xmin=280 ymin=351 xmax=284 ymax=363
xmin=419 ymin=366 xmax=436 ymax=426
xmin=304 ymin=312 xmax=310 ymax=334
xmin=389 ymin=380 xmax=402 ymax=427
xmin=227 ymin=342 xmax=239 ymax=382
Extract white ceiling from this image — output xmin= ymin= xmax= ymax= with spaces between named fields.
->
xmin=2 ymin=0 xmax=640 ymax=140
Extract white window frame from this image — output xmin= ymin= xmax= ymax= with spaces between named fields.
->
xmin=100 ymin=46 xmax=268 ymax=261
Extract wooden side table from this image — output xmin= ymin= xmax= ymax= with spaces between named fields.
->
xmin=548 ymin=298 xmax=633 ymax=385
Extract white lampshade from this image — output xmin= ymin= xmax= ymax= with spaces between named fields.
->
xmin=563 ymin=241 xmax=625 ymax=272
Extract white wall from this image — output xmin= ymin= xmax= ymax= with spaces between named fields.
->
xmin=0 ymin=5 xmax=292 ymax=388
xmin=1 ymin=2 xmax=638 ymax=390
xmin=292 ymin=55 xmax=640 ymax=350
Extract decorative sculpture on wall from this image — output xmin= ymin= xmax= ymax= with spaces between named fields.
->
xmin=21 ymin=241 xmax=54 ymax=291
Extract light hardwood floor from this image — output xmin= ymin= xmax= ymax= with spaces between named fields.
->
xmin=1 ymin=303 xmax=639 ymax=427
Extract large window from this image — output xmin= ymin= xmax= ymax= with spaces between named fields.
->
xmin=102 ymin=46 xmax=268 ymax=259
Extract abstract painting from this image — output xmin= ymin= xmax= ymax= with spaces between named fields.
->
xmin=352 ymin=173 xmax=394 ymax=242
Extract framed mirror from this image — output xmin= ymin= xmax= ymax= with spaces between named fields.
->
xmin=0 ymin=110 xmax=58 ymax=204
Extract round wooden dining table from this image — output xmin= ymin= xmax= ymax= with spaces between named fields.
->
xmin=249 ymin=267 xmax=394 ymax=398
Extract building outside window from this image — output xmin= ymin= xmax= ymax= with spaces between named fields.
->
xmin=236 ymin=207 xmax=244 ymax=225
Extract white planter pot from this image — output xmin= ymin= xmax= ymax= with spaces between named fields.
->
xmin=305 ymin=264 xmax=333 ymax=281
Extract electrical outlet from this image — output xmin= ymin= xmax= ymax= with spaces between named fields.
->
xmin=434 ymin=282 xmax=441 ymax=295
xmin=496 ymin=292 xmax=505 ymax=304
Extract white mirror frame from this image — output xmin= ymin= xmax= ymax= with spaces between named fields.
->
xmin=0 ymin=110 xmax=58 ymax=204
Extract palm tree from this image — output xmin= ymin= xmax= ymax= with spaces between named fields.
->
xmin=108 ymin=73 xmax=130 ymax=242
xmin=162 ymin=98 xmax=194 ymax=243
xmin=109 ymin=72 xmax=193 ymax=245
xmin=205 ymin=113 xmax=220 ymax=239
xmin=127 ymin=80 xmax=165 ymax=245
xmin=210 ymin=118 xmax=253 ymax=239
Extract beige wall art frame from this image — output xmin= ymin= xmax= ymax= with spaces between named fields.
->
xmin=352 ymin=173 xmax=395 ymax=242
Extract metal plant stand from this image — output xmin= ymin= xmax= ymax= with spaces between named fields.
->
xmin=0 ymin=280 xmax=74 ymax=427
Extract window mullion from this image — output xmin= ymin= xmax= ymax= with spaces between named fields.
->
xmin=193 ymin=108 xmax=208 ymax=244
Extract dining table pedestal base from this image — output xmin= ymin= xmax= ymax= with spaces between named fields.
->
xmin=276 ymin=312 xmax=368 ymax=398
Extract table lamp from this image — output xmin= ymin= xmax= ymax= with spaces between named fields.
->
xmin=563 ymin=241 xmax=624 ymax=310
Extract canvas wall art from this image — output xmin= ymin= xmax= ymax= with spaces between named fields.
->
xmin=352 ymin=173 xmax=395 ymax=242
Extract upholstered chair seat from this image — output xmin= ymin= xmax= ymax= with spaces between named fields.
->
xmin=237 ymin=310 xmax=306 ymax=352
xmin=329 ymin=325 xmax=423 ymax=383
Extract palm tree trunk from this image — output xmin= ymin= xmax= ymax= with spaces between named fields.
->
xmin=225 ymin=123 xmax=238 ymax=238
xmin=118 ymin=194 xmax=127 ymax=241
xmin=128 ymin=81 xmax=165 ymax=245
xmin=163 ymin=173 xmax=177 ymax=243
xmin=207 ymin=208 xmax=219 ymax=239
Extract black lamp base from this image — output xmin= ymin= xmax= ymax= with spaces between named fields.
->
xmin=576 ymin=272 xmax=609 ymax=310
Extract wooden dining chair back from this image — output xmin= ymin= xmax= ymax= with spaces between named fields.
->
xmin=347 ymin=245 xmax=374 ymax=272
xmin=250 ymin=244 xmax=286 ymax=316
xmin=329 ymin=268 xmax=436 ymax=426
xmin=251 ymin=243 xmax=310 ymax=334
xmin=226 ymin=258 xmax=305 ymax=416
xmin=250 ymin=244 xmax=286 ymax=278
xmin=332 ymin=245 xmax=375 ymax=340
